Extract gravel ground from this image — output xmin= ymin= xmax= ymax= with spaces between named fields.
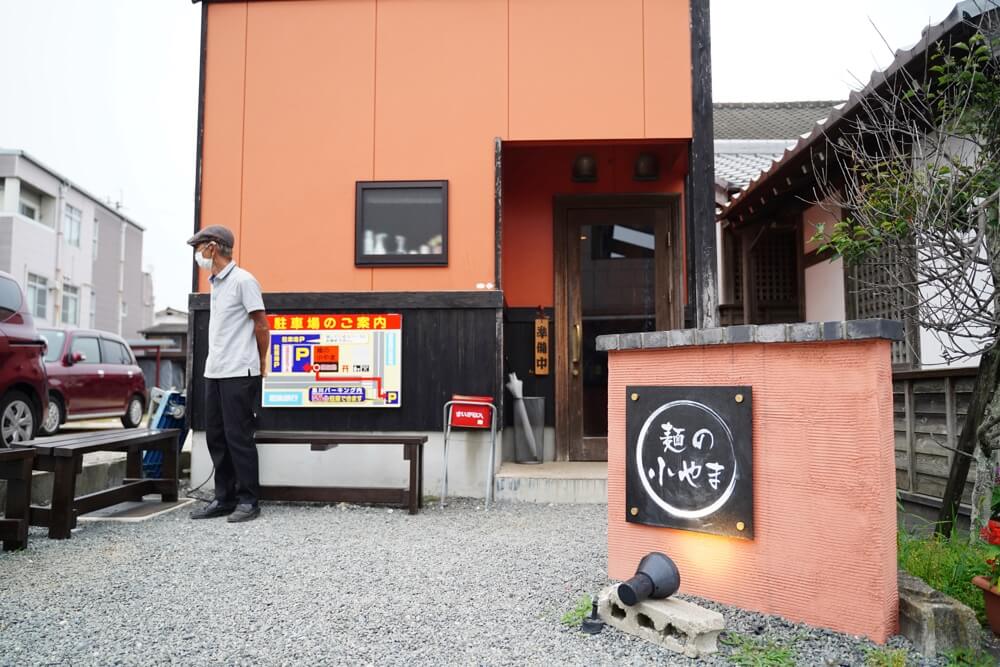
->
xmin=0 ymin=497 xmax=993 ymax=666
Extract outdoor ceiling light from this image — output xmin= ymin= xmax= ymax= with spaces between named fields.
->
xmin=633 ymin=152 xmax=660 ymax=181
xmin=572 ymin=154 xmax=598 ymax=182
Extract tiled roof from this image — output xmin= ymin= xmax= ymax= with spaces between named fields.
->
xmin=713 ymin=101 xmax=842 ymax=140
xmin=714 ymin=140 xmax=793 ymax=189
xmin=721 ymin=0 xmax=1000 ymax=222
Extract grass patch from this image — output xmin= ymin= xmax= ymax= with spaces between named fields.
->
xmin=942 ymin=647 xmax=996 ymax=667
xmin=720 ymin=633 xmax=795 ymax=667
xmin=864 ymin=646 xmax=908 ymax=667
xmin=560 ymin=595 xmax=592 ymax=627
xmin=897 ymin=528 xmax=992 ymax=625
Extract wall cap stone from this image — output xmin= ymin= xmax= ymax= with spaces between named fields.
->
xmin=599 ymin=319 xmax=904 ymax=351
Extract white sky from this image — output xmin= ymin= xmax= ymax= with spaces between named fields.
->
xmin=0 ymin=0 xmax=964 ymax=312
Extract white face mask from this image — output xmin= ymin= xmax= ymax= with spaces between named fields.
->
xmin=194 ymin=248 xmax=213 ymax=270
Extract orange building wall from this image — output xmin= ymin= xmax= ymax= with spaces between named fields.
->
xmin=606 ymin=341 xmax=899 ymax=643
xmin=199 ymin=0 xmax=693 ymax=293
xmin=502 ymin=142 xmax=687 ymax=308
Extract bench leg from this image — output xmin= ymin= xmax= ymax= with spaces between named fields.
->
xmin=418 ymin=444 xmax=424 ymax=509
xmin=49 ymin=457 xmax=78 ymax=539
xmin=2 ymin=457 xmax=32 ymax=550
xmin=407 ymin=444 xmax=419 ymax=515
xmin=126 ymin=449 xmax=142 ymax=478
xmin=160 ymin=435 xmax=179 ymax=502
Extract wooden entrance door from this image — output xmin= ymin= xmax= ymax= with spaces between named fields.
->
xmin=555 ymin=196 xmax=681 ymax=461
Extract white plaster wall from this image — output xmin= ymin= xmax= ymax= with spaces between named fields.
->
xmin=918 ymin=328 xmax=981 ymax=369
xmin=805 ymin=257 xmax=846 ymax=322
xmin=9 ymin=215 xmax=57 ymax=324
xmin=60 ymin=190 xmax=95 ymax=294
xmin=191 ymin=428 xmax=503 ymax=501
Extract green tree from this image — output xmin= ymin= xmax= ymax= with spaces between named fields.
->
xmin=814 ymin=18 xmax=1000 ymax=538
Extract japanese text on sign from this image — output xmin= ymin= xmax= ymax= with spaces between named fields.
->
xmin=262 ymin=313 xmax=402 ymax=408
xmin=534 ymin=317 xmax=549 ymax=376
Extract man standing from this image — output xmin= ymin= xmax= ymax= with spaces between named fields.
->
xmin=187 ymin=225 xmax=269 ymax=523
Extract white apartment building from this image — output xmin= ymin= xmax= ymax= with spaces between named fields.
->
xmin=0 ymin=150 xmax=152 ymax=338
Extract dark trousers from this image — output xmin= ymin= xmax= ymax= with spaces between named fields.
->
xmin=205 ymin=376 xmax=261 ymax=506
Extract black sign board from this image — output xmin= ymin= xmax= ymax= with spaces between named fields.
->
xmin=625 ymin=386 xmax=753 ymax=539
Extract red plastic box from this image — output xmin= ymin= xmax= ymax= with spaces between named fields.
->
xmin=448 ymin=394 xmax=494 ymax=429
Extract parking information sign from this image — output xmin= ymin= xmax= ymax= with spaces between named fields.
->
xmin=262 ymin=313 xmax=402 ymax=408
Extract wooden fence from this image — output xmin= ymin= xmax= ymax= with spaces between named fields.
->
xmin=893 ymin=366 xmax=979 ymax=512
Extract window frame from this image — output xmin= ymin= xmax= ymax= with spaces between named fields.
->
xmin=26 ymin=272 xmax=48 ymax=319
xmin=354 ymin=180 xmax=449 ymax=267
xmin=19 ymin=201 xmax=38 ymax=221
xmin=61 ymin=283 xmax=79 ymax=326
xmin=64 ymin=204 xmax=82 ymax=248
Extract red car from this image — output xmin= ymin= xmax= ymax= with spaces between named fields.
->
xmin=38 ymin=328 xmax=147 ymax=436
xmin=0 ymin=271 xmax=48 ymax=447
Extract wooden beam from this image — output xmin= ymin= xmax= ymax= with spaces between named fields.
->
xmin=687 ymin=0 xmax=719 ymax=328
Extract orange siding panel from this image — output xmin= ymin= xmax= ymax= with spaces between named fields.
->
xmin=240 ymin=0 xmax=376 ymax=292
xmin=199 ymin=2 xmax=249 ymax=292
xmin=644 ymin=0 xmax=692 ymax=138
xmin=509 ymin=0 xmax=645 ymax=141
xmin=371 ymin=0 xmax=507 ymax=291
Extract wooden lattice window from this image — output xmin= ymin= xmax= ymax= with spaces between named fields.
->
xmin=849 ymin=244 xmax=920 ymax=368
xmin=754 ymin=231 xmax=797 ymax=305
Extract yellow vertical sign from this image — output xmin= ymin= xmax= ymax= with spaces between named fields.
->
xmin=534 ymin=318 xmax=549 ymax=376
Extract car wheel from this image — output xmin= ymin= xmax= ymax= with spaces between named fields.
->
xmin=40 ymin=394 xmax=64 ymax=436
xmin=122 ymin=394 xmax=144 ymax=429
xmin=1 ymin=391 xmax=36 ymax=447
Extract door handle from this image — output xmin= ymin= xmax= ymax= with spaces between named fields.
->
xmin=98 ymin=370 xmax=105 ymax=377
xmin=571 ymin=323 xmax=582 ymax=376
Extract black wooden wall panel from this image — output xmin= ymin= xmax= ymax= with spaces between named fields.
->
xmin=502 ymin=307 xmax=555 ymax=427
xmin=188 ymin=292 xmax=501 ymax=432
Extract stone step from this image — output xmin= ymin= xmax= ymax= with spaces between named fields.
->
xmin=494 ymin=462 xmax=607 ymax=504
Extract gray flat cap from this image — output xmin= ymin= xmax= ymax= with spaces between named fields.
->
xmin=187 ymin=225 xmax=234 ymax=248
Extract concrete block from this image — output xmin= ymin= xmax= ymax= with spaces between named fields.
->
xmin=821 ymin=321 xmax=843 ymax=341
xmin=640 ymin=331 xmax=670 ymax=349
xmin=845 ymin=319 xmax=904 ymax=341
xmin=619 ymin=333 xmax=642 ymax=350
xmin=789 ymin=322 xmax=821 ymax=342
xmin=667 ymin=329 xmax=697 ymax=347
xmin=727 ymin=325 xmax=756 ymax=344
xmin=696 ymin=327 xmax=725 ymax=346
xmin=756 ymin=323 xmax=788 ymax=343
xmin=598 ymin=585 xmax=724 ymax=658
xmin=596 ymin=334 xmax=620 ymax=352
xmin=898 ymin=571 xmax=981 ymax=657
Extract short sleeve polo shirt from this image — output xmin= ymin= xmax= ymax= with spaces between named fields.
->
xmin=205 ymin=261 xmax=265 ymax=379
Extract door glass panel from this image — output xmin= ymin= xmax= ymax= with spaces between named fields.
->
xmin=71 ymin=336 xmax=101 ymax=364
xmin=579 ymin=219 xmax=656 ymax=437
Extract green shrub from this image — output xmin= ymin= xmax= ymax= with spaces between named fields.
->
xmin=560 ymin=594 xmax=592 ymax=627
xmin=943 ymin=647 xmax=996 ymax=667
xmin=865 ymin=646 xmax=908 ymax=667
xmin=897 ymin=528 xmax=992 ymax=625
xmin=720 ymin=633 xmax=795 ymax=667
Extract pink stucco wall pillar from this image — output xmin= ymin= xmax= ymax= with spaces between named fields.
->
xmin=601 ymin=320 xmax=902 ymax=643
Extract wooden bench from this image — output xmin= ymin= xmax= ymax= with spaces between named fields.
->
xmin=253 ymin=431 xmax=427 ymax=515
xmin=0 ymin=447 xmax=34 ymax=550
xmin=26 ymin=429 xmax=180 ymax=539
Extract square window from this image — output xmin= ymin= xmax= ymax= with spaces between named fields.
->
xmin=355 ymin=180 xmax=448 ymax=266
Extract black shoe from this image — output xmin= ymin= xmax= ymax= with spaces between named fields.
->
xmin=226 ymin=503 xmax=261 ymax=523
xmin=190 ymin=499 xmax=236 ymax=520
